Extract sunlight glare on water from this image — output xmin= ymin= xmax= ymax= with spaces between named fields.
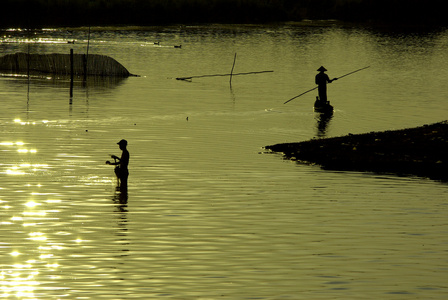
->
xmin=1 ymin=24 xmax=448 ymax=299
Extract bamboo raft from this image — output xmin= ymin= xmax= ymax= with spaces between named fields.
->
xmin=0 ymin=52 xmax=131 ymax=77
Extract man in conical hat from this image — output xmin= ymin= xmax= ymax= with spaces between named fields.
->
xmin=315 ymin=66 xmax=337 ymax=102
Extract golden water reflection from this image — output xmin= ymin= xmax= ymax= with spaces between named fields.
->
xmin=1 ymin=25 xmax=448 ymax=299
xmin=5 ymin=164 xmax=48 ymax=176
xmin=1 ymin=183 xmax=67 ymax=299
xmin=13 ymin=119 xmax=51 ymax=126
xmin=1 ymin=135 xmax=49 ymax=176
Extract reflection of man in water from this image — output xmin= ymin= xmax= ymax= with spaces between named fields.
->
xmin=106 ymin=139 xmax=129 ymax=190
xmin=315 ymin=66 xmax=337 ymax=102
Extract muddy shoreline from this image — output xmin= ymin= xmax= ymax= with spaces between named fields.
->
xmin=265 ymin=121 xmax=448 ymax=181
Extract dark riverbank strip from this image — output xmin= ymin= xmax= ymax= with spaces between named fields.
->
xmin=1 ymin=0 xmax=447 ymax=28
xmin=265 ymin=121 xmax=448 ymax=181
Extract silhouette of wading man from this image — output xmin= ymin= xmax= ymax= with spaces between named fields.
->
xmin=315 ymin=66 xmax=337 ymax=103
xmin=106 ymin=139 xmax=129 ymax=191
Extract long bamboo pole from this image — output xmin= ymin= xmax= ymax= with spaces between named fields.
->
xmin=283 ymin=66 xmax=370 ymax=105
xmin=176 ymin=70 xmax=273 ymax=81
xmin=283 ymin=86 xmax=318 ymax=104
xmin=337 ymin=65 xmax=370 ymax=80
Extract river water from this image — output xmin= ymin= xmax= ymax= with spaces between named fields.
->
xmin=1 ymin=23 xmax=448 ymax=299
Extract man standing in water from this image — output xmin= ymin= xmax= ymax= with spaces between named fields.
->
xmin=315 ymin=66 xmax=337 ymax=103
xmin=106 ymin=139 xmax=129 ymax=191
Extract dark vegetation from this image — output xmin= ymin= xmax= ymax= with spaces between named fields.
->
xmin=265 ymin=121 xmax=448 ymax=181
xmin=1 ymin=0 xmax=447 ymax=28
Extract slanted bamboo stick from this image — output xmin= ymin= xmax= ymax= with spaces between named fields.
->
xmin=176 ymin=70 xmax=273 ymax=81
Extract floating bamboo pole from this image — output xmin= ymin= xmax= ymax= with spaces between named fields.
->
xmin=176 ymin=70 xmax=273 ymax=81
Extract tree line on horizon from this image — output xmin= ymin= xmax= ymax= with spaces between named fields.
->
xmin=1 ymin=0 xmax=446 ymax=28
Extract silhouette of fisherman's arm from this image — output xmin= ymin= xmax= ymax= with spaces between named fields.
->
xmin=106 ymin=152 xmax=129 ymax=168
xmin=316 ymin=73 xmax=338 ymax=84
xmin=106 ymin=154 xmax=120 ymax=165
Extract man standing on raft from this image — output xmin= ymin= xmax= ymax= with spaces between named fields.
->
xmin=315 ymin=66 xmax=338 ymax=103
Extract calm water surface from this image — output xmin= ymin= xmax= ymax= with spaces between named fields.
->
xmin=1 ymin=24 xmax=448 ymax=299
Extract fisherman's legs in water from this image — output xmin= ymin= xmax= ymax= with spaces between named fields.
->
xmin=120 ymin=171 xmax=129 ymax=191
xmin=114 ymin=166 xmax=129 ymax=190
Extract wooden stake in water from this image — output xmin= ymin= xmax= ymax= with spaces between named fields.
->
xmin=86 ymin=26 xmax=91 ymax=57
xmin=84 ymin=26 xmax=91 ymax=77
xmin=27 ymin=44 xmax=30 ymax=106
xmin=230 ymin=53 xmax=237 ymax=85
xmin=70 ymin=49 xmax=74 ymax=99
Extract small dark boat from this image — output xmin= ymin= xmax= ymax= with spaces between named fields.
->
xmin=314 ymin=97 xmax=334 ymax=113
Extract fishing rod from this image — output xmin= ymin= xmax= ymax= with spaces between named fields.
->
xmin=283 ymin=66 xmax=370 ymax=105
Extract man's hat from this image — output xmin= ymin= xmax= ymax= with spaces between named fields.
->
xmin=117 ymin=139 xmax=127 ymax=146
xmin=317 ymin=66 xmax=327 ymax=72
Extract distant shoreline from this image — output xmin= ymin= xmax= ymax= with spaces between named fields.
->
xmin=265 ymin=121 xmax=448 ymax=181
xmin=1 ymin=0 xmax=447 ymax=29
xmin=1 ymin=21 xmax=446 ymax=37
